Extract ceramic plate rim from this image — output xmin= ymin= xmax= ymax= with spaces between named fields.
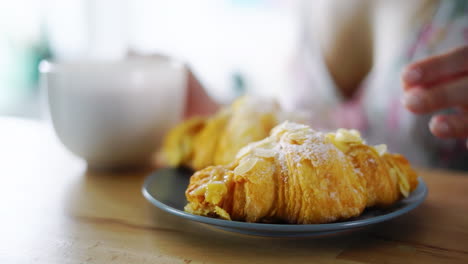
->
xmin=142 ymin=172 xmax=427 ymax=233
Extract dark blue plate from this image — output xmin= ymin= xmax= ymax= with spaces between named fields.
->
xmin=142 ymin=168 xmax=428 ymax=237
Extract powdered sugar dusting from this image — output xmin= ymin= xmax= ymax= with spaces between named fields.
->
xmin=236 ymin=121 xmax=349 ymax=176
xmin=268 ymin=122 xmax=341 ymax=173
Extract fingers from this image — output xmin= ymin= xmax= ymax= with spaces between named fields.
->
xmin=429 ymin=113 xmax=468 ymax=139
xmin=402 ymin=76 xmax=468 ymax=113
xmin=402 ymin=46 xmax=468 ymax=87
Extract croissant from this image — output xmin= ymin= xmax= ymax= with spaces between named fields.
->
xmin=161 ymin=97 xmax=291 ymax=170
xmin=184 ymin=122 xmax=418 ymax=224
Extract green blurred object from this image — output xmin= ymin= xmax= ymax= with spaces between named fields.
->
xmin=0 ymin=24 xmax=51 ymax=115
xmin=231 ymin=70 xmax=247 ymax=97
xmin=17 ymin=25 xmax=51 ymax=90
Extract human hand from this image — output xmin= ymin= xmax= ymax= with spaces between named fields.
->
xmin=126 ymin=50 xmax=219 ymax=118
xmin=402 ymin=46 xmax=468 ymax=146
xmin=185 ymin=68 xmax=219 ymax=118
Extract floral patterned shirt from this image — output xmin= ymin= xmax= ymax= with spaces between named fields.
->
xmin=281 ymin=1 xmax=468 ymax=170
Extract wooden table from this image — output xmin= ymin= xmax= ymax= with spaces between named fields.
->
xmin=1 ymin=117 xmax=467 ymax=264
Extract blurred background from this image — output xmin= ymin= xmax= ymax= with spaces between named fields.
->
xmin=0 ymin=0 xmax=299 ymax=118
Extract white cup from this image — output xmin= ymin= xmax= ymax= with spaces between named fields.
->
xmin=40 ymin=56 xmax=186 ymax=169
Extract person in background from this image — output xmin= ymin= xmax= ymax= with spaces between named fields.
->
xmin=186 ymin=0 xmax=468 ymax=170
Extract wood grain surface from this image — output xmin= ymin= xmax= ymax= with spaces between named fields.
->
xmin=0 ymin=118 xmax=467 ymax=264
